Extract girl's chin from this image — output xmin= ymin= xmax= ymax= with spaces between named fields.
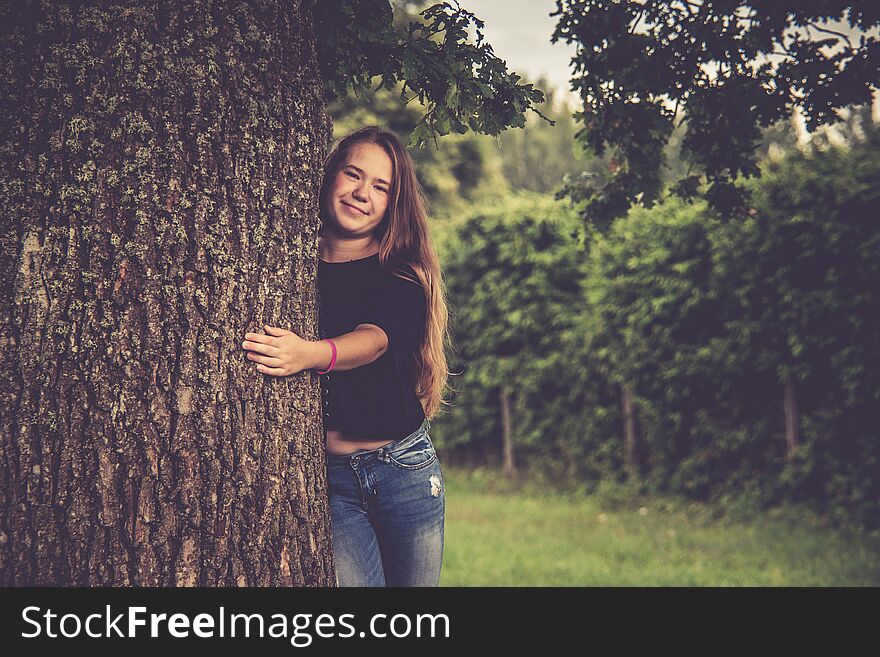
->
xmin=328 ymin=219 xmax=377 ymax=237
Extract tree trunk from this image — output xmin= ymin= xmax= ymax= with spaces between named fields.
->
xmin=1 ymin=0 xmax=334 ymax=585
xmin=500 ymin=385 xmax=515 ymax=476
xmin=783 ymin=378 xmax=800 ymax=461
xmin=621 ymin=382 xmax=638 ymax=475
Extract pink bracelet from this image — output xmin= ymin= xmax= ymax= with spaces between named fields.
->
xmin=316 ymin=339 xmax=337 ymax=374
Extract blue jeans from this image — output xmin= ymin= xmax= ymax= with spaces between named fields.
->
xmin=326 ymin=418 xmax=445 ymax=587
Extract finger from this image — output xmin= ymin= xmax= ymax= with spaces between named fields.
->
xmin=246 ymin=353 xmax=284 ymax=367
xmin=241 ymin=340 xmax=281 ymax=356
xmin=256 ymin=363 xmax=287 ymax=376
xmin=243 ymin=332 xmax=278 ymax=347
xmin=265 ymin=325 xmax=293 ymax=336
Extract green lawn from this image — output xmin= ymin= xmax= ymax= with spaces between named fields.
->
xmin=438 ymin=465 xmax=880 ymax=586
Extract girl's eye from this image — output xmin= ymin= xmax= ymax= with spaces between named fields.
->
xmin=374 ymin=186 xmax=387 ymax=193
xmin=344 ymin=171 xmax=358 ymax=179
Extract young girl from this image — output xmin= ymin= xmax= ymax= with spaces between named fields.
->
xmin=240 ymin=126 xmax=450 ymax=587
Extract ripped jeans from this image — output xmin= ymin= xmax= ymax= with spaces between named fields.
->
xmin=326 ymin=418 xmax=445 ymax=587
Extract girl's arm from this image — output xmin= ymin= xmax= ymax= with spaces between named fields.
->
xmin=242 ymin=324 xmax=388 ymax=377
xmin=312 ymin=324 xmax=388 ymax=372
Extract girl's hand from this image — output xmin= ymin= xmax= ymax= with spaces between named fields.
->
xmin=241 ymin=325 xmax=313 ymax=377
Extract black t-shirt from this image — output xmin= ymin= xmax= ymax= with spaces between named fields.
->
xmin=317 ymin=252 xmax=427 ymax=442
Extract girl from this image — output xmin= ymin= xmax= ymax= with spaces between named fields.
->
xmin=240 ymin=125 xmax=450 ymax=587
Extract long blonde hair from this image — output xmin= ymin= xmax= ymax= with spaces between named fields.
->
xmin=318 ymin=125 xmax=452 ymax=419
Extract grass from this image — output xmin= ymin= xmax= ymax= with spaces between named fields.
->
xmin=437 ymin=465 xmax=880 ymax=586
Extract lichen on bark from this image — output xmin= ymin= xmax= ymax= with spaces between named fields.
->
xmin=1 ymin=0 xmax=335 ymax=586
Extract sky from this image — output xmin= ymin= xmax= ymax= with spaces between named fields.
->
xmin=457 ymin=0 xmax=879 ymax=133
xmin=457 ymin=0 xmax=579 ymax=103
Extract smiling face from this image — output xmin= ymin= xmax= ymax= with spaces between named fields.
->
xmin=324 ymin=141 xmax=394 ymax=239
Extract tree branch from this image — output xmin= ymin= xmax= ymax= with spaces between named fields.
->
xmin=805 ymin=20 xmax=854 ymax=50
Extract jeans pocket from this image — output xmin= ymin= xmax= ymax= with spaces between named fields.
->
xmin=385 ymin=433 xmax=437 ymax=470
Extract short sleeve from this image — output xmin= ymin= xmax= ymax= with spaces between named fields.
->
xmin=361 ymin=274 xmax=426 ymax=365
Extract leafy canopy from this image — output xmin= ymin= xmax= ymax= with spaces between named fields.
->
xmin=550 ymin=0 xmax=880 ymax=226
xmin=314 ymin=0 xmax=552 ymax=148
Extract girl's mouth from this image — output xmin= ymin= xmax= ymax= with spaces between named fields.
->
xmin=342 ymin=201 xmax=368 ymax=216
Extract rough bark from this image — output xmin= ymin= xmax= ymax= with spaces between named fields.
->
xmin=1 ymin=0 xmax=334 ymax=585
